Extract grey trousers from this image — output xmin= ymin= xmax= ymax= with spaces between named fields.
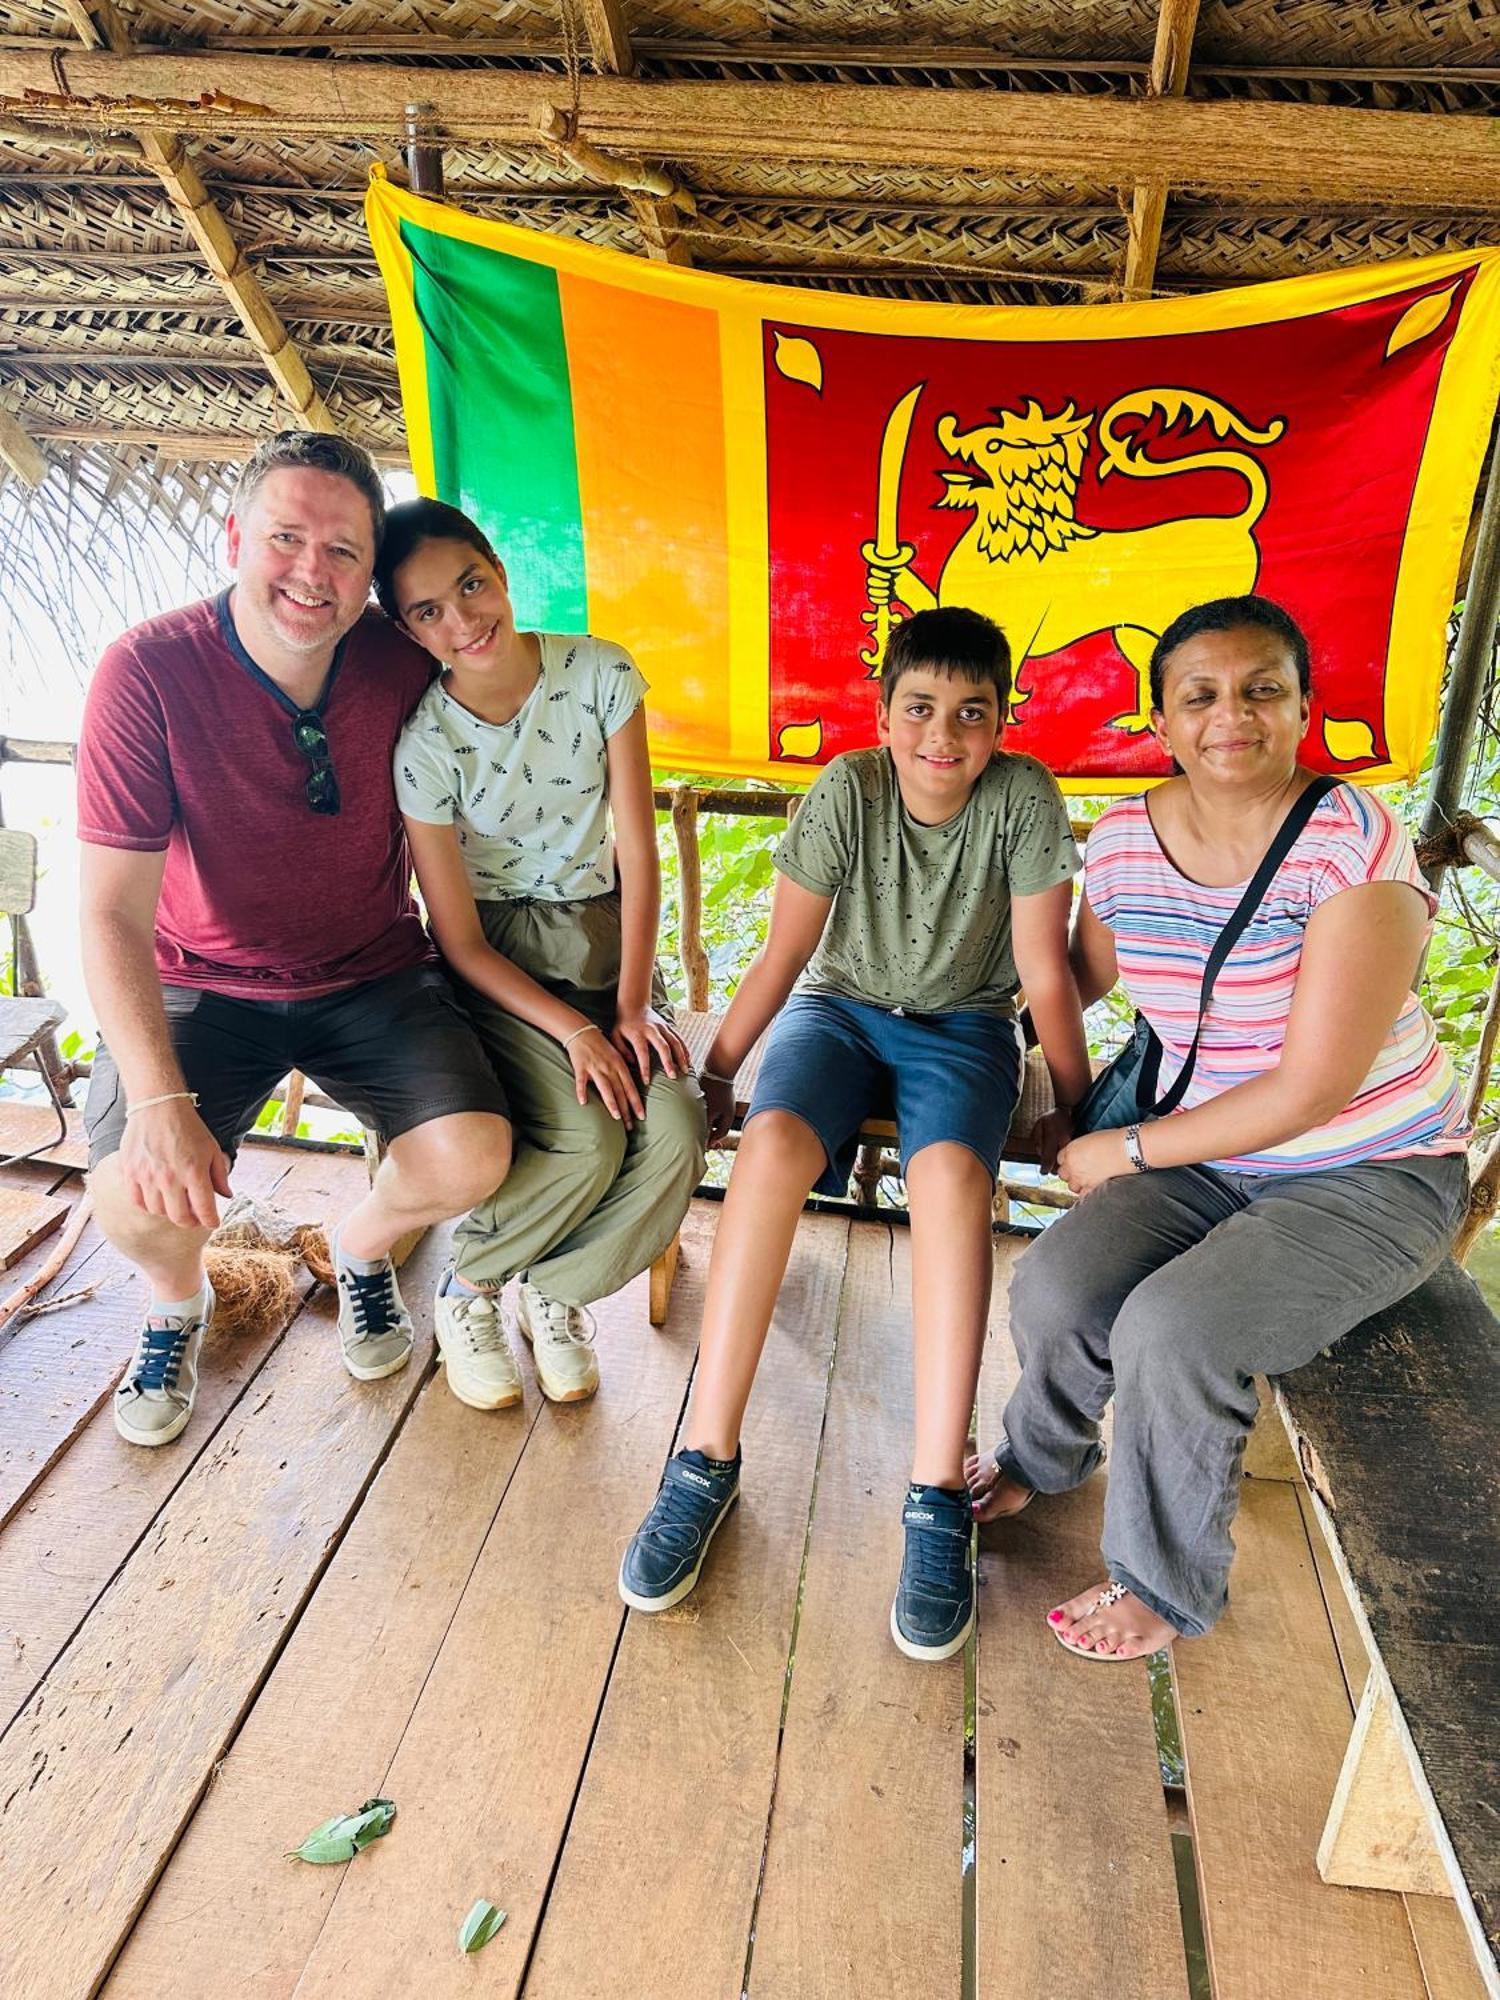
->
xmin=995 ymin=1152 xmax=1469 ymax=1637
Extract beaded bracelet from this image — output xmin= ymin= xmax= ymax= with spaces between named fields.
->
xmin=563 ymin=1024 xmax=602 ymax=1050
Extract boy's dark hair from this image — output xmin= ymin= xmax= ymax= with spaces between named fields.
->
xmin=232 ymin=430 xmax=386 ymax=546
xmin=880 ymin=606 xmax=1011 ymax=709
xmin=1150 ymin=595 xmax=1312 ymax=711
xmin=373 ymin=498 xmax=501 ymax=623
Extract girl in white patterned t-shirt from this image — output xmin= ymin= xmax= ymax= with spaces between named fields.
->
xmin=377 ymin=499 xmax=706 ymax=1413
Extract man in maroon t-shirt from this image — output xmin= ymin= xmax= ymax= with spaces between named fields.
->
xmin=78 ymin=431 xmax=510 ymax=1448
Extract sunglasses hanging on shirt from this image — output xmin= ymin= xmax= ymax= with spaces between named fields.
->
xmin=291 ymin=710 xmax=340 ymax=816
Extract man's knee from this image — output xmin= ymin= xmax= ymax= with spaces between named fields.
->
xmin=87 ymin=1152 xmax=213 ymax=1254
xmin=388 ymin=1111 xmax=513 ymax=1214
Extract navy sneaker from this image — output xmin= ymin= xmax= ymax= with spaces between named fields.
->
xmin=890 ymin=1484 xmax=975 ymax=1662
xmin=619 ymin=1448 xmax=741 ymax=1612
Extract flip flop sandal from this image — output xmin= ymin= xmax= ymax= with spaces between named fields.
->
xmin=1051 ymin=1581 xmax=1175 ymax=1662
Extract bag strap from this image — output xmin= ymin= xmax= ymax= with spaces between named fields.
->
xmin=1151 ymin=776 xmax=1339 ymax=1116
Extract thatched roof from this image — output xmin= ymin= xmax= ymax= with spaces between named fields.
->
xmin=0 ymin=0 xmax=1496 ymax=488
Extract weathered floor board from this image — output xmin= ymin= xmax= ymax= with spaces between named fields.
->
xmin=1173 ymin=1479 xmax=1429 ymax=2000
xmin=0 ymin=1143 xmax=294 ymax=1531
xmin=103 ymin=1327 xmax=543 ymax=1995
xmin=1 ymin=1175 xmax=1492 ymax=2000
xmin=282 ymin=1219 xmax=713 ymax=1998
xmin=0 ymin=1151 xmax=366 ymax=1730
xmin=975 ymin=1239 xmax=1190 ymax=2000
xmin=524 ymin=1213 xmax=851 ymax=2000
xmin=746 ymin=1222 xmax=966 ymax=2000
xmin=0 ymin=1220 xmax=447 ymax=1999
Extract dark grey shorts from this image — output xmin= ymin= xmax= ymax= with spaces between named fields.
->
xmin=85 ymin=963 xmax=509 ymax=1167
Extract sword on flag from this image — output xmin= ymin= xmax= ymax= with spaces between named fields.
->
xmin=859 ymin=381 xmax=923 ymax=671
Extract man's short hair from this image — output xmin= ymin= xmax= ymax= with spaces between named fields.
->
xmin=880 ymin=606 xmax=1012 ymax=709
xmin=231 ymin=431 xmax=386 ymax=546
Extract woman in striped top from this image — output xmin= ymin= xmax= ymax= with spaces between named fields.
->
xmin=968 ymin=596 xmax=1470 ymax=1661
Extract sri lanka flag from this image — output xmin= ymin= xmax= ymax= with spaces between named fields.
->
xmin=367 ymin=169 xmax=1500 ymax=792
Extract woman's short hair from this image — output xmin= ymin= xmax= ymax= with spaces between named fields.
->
xmin=1150 ymin=596 xmax=1312 ymax=711
xmin=373 ymin=498 xmax=500 ymax=622
xmin=881 ymin=606 xmax=1012 ymax=708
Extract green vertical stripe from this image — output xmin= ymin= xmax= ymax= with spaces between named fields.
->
xmin=400 ymin=219 xmax=587 ymax=631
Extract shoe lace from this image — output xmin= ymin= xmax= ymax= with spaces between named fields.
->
xmin=453 ymin=1290 xmax=505 ymax=1353
xmin=131 ymin=1321 xmax=190 ymax=1395
xmin=535 ymin=1296 xmax=596 ymax=1348
xmin=643 ymin=1469 xmax=719 ymax=1554
xmin=906 ymin=1516 xmax=971 ymax=1592
xmin=340 ymin=1265 xmax=401 ymax=1340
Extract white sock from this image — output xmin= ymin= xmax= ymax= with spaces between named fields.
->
xmin=332 ymin=1232 xmax=388 ymax=1277
xmin=148 ymin=1287 xmax=210 ymax=1321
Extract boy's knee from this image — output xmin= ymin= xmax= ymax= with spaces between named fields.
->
xmin=740 ymin=1107 xmax=823 ymax=1167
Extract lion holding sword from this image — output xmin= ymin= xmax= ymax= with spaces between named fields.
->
xmin=861 ymin=386 xmax=1286 ymax=733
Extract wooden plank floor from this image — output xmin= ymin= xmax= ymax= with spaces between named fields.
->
xmin=0 ymin=1111 xmax=1484 ymax=2000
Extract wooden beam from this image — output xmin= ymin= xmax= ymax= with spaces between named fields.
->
xmin=578 ymin=0 xmax=633 ymax=78
xmin=137 ymin=135 xmax=337 ymax=429
xmin=535 ymin=99 xmax=694 ymax=265
xmin=3 ymin=51 xmax=1498 ymax=206
xmin=0 ymin=403 xmax=46 ymax=486
xmin=47 ymin=16 xmax=337 ymax=433
xmin=1122 ymin=0 xmax=1201 ymax=300
xmin=54 ymin=0 xmax=128 ymax=54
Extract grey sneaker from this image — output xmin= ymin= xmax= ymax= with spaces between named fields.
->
xmin=434 ymin=1272 xmax=522 ymax=1410
xmin=334 ymin=1257 xmax=413 ymax=1381
xmin=114 ymin=1287 xmax=215 ymax=1448
xmin=516 ymin=1282 xmax=600 ymax=1403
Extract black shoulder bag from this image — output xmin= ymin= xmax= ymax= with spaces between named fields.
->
xmin=1073 ymin=776 xmax=1338 ymax=1135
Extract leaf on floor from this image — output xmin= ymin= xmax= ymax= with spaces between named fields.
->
xmin=459 ymin=1899 xmax=508 ymax=1954
xmin=286 ymin=1796 xmax=397 ymax=1864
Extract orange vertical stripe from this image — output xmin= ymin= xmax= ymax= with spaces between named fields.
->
xmin=559 ymin=272 xmax=732 ymax=772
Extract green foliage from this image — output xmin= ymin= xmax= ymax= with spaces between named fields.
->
xmin=287 ymin=1797 xmax=397 ymax=1864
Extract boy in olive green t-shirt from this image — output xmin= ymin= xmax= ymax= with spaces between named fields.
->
xmin=620 ymin=608 xmax=1093 ymax=1661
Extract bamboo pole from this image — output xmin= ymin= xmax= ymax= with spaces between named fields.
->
xmin=670 ymin=785 xmax=711 ymax=1011
xmin=1122 ymin=0 xmax=1200 ymax=301
xmin=1420 ymin=417 xmax=1500 ymax=895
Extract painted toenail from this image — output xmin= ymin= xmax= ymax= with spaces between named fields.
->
xmin=1048 ymin=1609 xmax=1064 ymax=1624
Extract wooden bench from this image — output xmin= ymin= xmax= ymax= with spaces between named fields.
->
xmin=1255 ymin=1259 xmax=1500 ymax=1993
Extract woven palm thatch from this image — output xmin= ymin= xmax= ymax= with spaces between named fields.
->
xmin=0 ymin=0 xmax=1493 ymax=497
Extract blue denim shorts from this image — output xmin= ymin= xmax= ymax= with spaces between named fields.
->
xmin=746 ymin=991 xmax=1023 ymax=1197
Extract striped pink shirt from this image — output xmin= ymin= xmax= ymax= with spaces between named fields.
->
xmin=1085 ymin=786 xmax=1470 ymax=1174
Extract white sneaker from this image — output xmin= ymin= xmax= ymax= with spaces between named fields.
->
xmin=114 ymin=1286 xmax=215 ymax=1447
xmin=516 ymin=1283 xmax=600 ymax=1403
xmin=434 ymin=1274 xmax=523 ymax=1410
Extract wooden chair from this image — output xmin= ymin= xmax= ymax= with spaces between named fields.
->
xmin=0 ymin=828 xmax=68 ymax=1170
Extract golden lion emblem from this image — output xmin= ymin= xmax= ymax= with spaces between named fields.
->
xmin=862 ymin=387 xmax=1287 ymax=731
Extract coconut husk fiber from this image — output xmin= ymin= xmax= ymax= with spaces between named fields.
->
xmin=203 ymin=1194 xmax=334 ymax=1336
